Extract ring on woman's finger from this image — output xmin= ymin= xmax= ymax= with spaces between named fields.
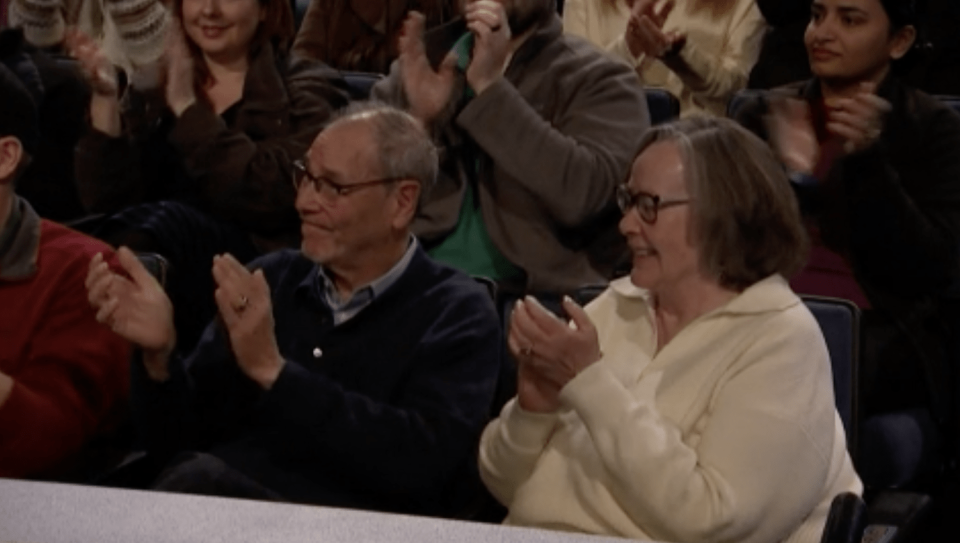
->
xmin=234 ymin=295 xmax=249 ymax=313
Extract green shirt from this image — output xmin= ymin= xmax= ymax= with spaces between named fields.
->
xmin=426 ymin=33 xmax=523 ymax=282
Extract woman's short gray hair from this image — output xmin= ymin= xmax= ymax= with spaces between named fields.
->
xmin=329 ymin=101 xmax=438 ymax=203
xmin=637 ymin=116 xmax=808 ymax=290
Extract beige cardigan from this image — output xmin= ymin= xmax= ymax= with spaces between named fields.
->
xmin=479 ymin=275 xmax=862 ymax=543
xmin=563 ymin=0 xmax=766 ymax=116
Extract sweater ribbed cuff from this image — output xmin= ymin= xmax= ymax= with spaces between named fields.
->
xmin=499 ymin=398 xmax=559 ymax=452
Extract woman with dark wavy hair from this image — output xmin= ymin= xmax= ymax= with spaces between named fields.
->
xmin=735 ymin=0 xmax=960 ymax=487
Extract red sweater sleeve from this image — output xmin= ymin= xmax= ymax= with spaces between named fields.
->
xmin=0 ymin=222 xmax=130 ymax=478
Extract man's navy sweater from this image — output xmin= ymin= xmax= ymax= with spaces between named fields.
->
xmin=132 ymin=246 xmax=502 ymax=516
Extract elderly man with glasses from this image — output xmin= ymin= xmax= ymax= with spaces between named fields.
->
xmin=85 ymin=102 xmax=502 ymax=517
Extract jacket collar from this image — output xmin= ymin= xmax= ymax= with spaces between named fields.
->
xmin=507 ymin=14 xmax=563 ymax=74
xmin=239 ymin=43 xmax=289 ymax=114
xmin=610 ymin=274 xmax=800 ymax=316
xmin=801 ymin=71 xmax=900 ymax=104
xmin=0 ymin=195 xmax=41 ymax=281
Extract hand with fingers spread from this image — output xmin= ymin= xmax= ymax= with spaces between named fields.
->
xmin=766 ymin=97 xmax=819 ymax=174
xmin=826 ymin=81 xmax=891 ymax=156
xmin=65 ymin=28 xmax=119 ymax=97
xmin=399 ymin=12 xmax=458 ymax=125
xmin=464 ymin=0 xmax=512 ymax=94
xmin=85 ymin=247 xmax=175 ymax=380
xmin=211 ymin=254 xmax=285 ymax=389
xmin=625 ymin=0 xmax=682 ymax=59
xmin=164 ymin=19 xmax=198 ymax=117
xmin=509 ymin=296 xmax=603 ymax=411
xmin=67 ymin=27 xmax=122 ymax=136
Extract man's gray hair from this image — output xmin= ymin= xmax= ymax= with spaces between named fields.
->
xmin=329 ymin=101 xmax=438 ymax=201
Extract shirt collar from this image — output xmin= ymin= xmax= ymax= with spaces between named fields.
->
xmin=610 ymin=274 xmax=799 ymax=316
xmin=0 ymin=196 xmax=41 ymax=281
xmin=310 ymin=236 xmax=419 ymax=324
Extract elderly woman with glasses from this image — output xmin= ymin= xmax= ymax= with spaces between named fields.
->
xmin=478 ymin=116 xmax=862 ymax=543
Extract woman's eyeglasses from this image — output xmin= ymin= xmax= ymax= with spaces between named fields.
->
xmin=615 ymin=184 xmax=692 ymax=224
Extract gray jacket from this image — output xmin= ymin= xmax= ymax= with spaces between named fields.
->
xmin=374 ymin=16 xmax=649 ymax=292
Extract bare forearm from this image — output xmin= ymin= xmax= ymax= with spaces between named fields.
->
xmin=90 ymin=94 xmax=122 ymax=137
xmin=142 ymin=348 xmax=172 ymax=382
xmin=0 ymin=371 xmax=12 ymax=409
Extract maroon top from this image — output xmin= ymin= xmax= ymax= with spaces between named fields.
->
xmin=0 ymin=198 xmax=130 ymax=477
xmin=789 ymin=97 xmax=872 ymax=308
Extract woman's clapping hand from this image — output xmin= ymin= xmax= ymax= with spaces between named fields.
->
xmin=509 ymin=296 xmax=603 ymax=412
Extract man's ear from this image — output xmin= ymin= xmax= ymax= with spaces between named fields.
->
xmin=890 ymin=25 xmax=917 ymax=60
xmin=390 ymin=180 xmax=421 ymax=229
xmin=0 ymin=136 xmax=23 ymax=184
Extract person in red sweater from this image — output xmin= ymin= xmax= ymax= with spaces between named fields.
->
xmin=0 ymin=63 xmax=130 ymax=478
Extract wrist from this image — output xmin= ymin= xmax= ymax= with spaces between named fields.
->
xmin=787 ymin=169 xmax=819 ymax=187
xmin=517 ymin=393 xmax=557 ymax=413
xmin=660 ymin=36 xmax=686 ymax=59
xmin=470 ymin=74 xmax=500 ymax=96
xmin=0 ymin=371 xmax=13 ymax=408
xmin=90 ymin=94 xmax=122 ymax=137
xmin=249 ymin=354 xmax=285 ymax=390
xmin=171 ymin=96 xmax=196 ymax=117
xmin=142 ymin=350 xmax=172 ymax=382
xmin=142 ymin=335 xmax=176 ymax=382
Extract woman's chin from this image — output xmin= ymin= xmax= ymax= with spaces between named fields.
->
xmin=629 ymin=268 xmax=656 ymax=290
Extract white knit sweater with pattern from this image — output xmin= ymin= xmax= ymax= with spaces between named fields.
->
xmin=8 ymin=0 xmax=167 ymax=73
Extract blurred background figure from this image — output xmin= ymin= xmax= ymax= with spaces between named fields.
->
xmin=70 ymin=0 xmax=347 ymax=351
xmin=0 ymin=27 xmax=89 ymax=222
xmin=563 ymin=0 xmax=765 ymax=116
xmin=748 ymin=0 xmax=960 ymax=94
xmin=734 ymin=0 xmax=960 ymax=500
xmin=292 ymin=0 xmax=458 ymax=73
xmin=373 ymin=0 xmax=648 ymax=296
xmin=0 ymin=62 xmax=129 ymax=481
xmin=479 ymin=116 xmax=860 ymax=543
xmin=7 ymin=0 xmax=169 ymax=77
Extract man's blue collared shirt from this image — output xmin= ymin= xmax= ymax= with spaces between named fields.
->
xmin=315 ymin=237 xmax=418 ymax=326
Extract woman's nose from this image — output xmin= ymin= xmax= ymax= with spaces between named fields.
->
xmin=808 ymin=17 xmax=835 ymax=44
xmin=201 ymin=0 xmax=220 ymax=15
xmin=619 ymin=209 xmax=641 ymax=238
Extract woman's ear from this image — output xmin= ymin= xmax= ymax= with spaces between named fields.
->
xmin=889 ymin=25 xmax=917 ymax=60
